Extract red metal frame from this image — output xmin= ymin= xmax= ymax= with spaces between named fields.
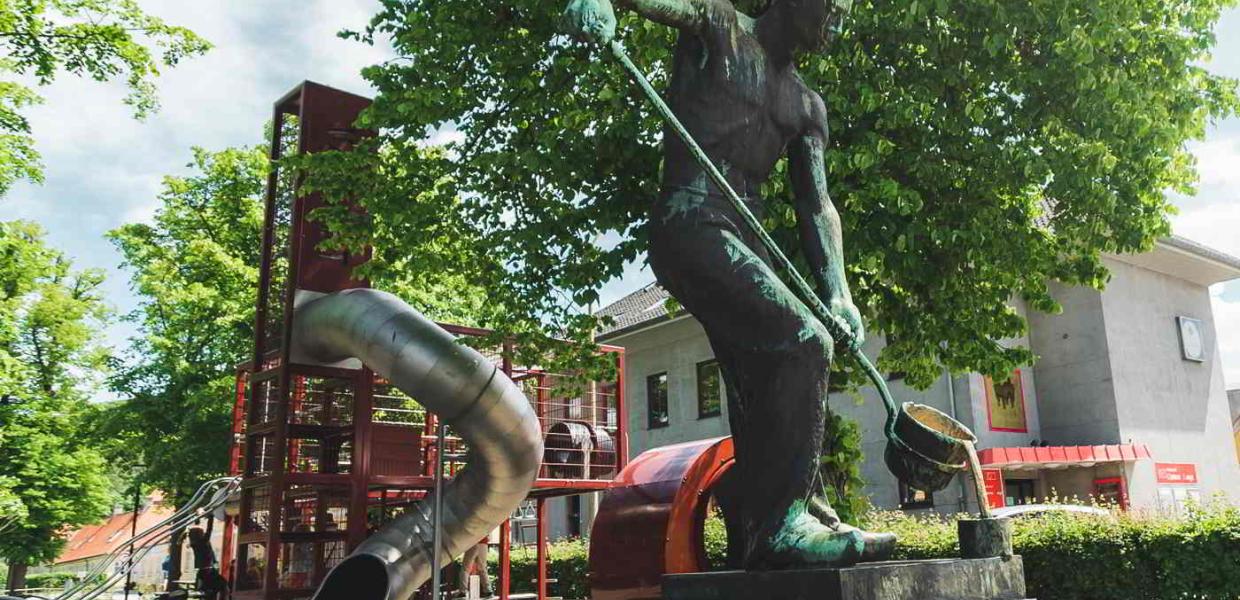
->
xmin=226 ymin=81 xmax=629 ymax=600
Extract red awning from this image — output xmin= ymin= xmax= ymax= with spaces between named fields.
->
xmin=978 ymin=443 xmax=1152 ymax=470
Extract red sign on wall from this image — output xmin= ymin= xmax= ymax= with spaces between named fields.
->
xmin=1155 ymin=463 xmax=1198 ymax=485
xmin=983 ymin=468 xmax=1006 ymax=509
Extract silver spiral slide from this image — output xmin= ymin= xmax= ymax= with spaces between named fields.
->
xmin=294 ymin=289 xmax=544 ymax=600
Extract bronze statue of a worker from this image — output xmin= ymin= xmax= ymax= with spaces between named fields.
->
xmin=565 ymin=0 xmax=896 ymax=569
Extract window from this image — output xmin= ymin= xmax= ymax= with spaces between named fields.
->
xmin=567 ymin=495 xmax=582 ymax=537
xmin=647 ymin=372 xmax=669 ymax=429
xmin=899 ymin=482 xmax=934 ymax=509
xmin=1004 ymin=479 xmax=1036 ymax=506
xmin=696 ymin=360 xmax=722 ymax=418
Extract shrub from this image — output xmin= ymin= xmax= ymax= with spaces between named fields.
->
xmin=865 ymin=501 xmax=1240 ymax=600
xmin=498 ymin=501 xmax=1240 ymax=600
xmin=490 ymin=537 xmax=591 ymax=600
xmin=25 ymin=571 xmax=79 ymax=588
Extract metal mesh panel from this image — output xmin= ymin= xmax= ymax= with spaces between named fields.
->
xmin=241 ymin=486 xmax=271 ymax=534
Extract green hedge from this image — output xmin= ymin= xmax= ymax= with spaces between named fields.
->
xmin=500 ymin=502 xmax=1240 ymax=600
xmin=867 ymin=502 xmax=1240 ymax=599
xmin=490 ymin=537 xmax=591 ymax=600
xmin=24 ymin=572 xmax=80 ymax=588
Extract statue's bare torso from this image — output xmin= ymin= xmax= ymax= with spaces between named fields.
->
xmin=662 ymin=5 xmax=826 ymax=195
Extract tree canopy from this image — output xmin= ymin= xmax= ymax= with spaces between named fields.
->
xmin=0 ymin=0 xmax=210 ymax=196
xmin=313 ymin=0 xmax=1237 ymax=388
xmin=0 ymin=220 xmax=112 ymax=577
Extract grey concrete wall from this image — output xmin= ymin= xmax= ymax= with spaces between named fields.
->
xmin=1026 ymin=281 xmax=1122 ymax=445
xmin=964 ymin=299 xmax=1044 ymax=450
xmin=1098 ymin=257 xmax=1240 ymax=504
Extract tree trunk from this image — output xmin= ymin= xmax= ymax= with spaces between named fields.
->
xmin=7 ymin=561 xmax=28 ymax=594
xmin=167 ymin=529 xmax=185 ymax=591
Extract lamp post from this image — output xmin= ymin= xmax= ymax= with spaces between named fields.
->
xmin=124 ymin=466 xmax=145 ymax=600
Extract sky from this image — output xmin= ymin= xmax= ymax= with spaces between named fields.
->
xmin=2 ymin=1 xmax=1239 ymax=388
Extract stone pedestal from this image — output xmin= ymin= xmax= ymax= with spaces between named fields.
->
xmin=662 ymin=557 xmax=1029 ymax=600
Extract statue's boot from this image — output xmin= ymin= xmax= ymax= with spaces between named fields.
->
xmin=803 ymin=496 xmax=899 ymax=563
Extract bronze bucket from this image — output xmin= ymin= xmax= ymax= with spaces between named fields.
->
xmin=883 ymin=402 xmax=976 ymax=492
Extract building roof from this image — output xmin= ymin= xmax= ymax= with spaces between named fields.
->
xmin=1112 ymin=235 xmax=1240 ymax=286
xmin=1164 ymin=236 xmax=1240 ymax=272
xmin=56 ymin=495 xmax=173 ymax=564
xmin=595 ymin=235 xmax=1240 ymax=339
xmin=595 ymin=282 xmax=677 ymax=339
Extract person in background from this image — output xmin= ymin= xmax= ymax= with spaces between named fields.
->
xmin=187 ymin=527 xmax=225 ymax=600
xmin=458 ymin=538 xmax=492 ymax=598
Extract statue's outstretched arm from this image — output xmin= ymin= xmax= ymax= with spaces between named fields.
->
xmin=618 ymin=0 xmax=712 ymax=30
xmin=564 ymin=0 xmax=728 ymax=42
xmin=789 ymin=124 xmax=865 ymax=346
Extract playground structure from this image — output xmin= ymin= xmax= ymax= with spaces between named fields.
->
xmin=588 ymin=439 xmax=734 ymax=600
xmin=217 ymin=82 xmax=628 ymax=600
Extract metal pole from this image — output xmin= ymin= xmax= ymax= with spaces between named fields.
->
xmin=124 ymin=478 xmax=141 ymax=600
xmin=499 ymin=519 xmax=511 ymax=600
xmin=431 ymin=421 xmax=447 ymax=600
xmin=535 ymin=499 xmax=548 ymax=600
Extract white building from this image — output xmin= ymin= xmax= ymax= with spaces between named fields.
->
xmin=593 ymin=236 xmax=1240 ymax=516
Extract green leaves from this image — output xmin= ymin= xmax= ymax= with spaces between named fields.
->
xmin=0 ymin=220 xmax=113 ymax=566
xmin=104 ymin=144 xmax=266 ymax=504
xmin=0 ymin=0 xmax=210 ymax=197
xmin=308 ymin=0 xmax=1239 ymax=388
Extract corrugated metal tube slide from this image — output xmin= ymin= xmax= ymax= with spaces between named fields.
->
xmin=294 ymin=289 xmax=543 ymax=600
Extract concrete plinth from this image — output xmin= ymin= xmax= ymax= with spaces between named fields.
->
xmin=662 ymin=557 xmax=1029 ymax=600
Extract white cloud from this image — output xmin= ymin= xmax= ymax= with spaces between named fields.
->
xmin=1190 ymin=138 xmax=1240 ymax=190
xmin=1173 ymin=9 xmax=1240 ymax=387
xmin=1173 ymin=195 xmax=1240 ymax=258
xmin=2 ymin=0 xmax=394 ymax=360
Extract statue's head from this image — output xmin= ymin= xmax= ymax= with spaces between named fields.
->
xmin=779 ymin=0 xmax=853 ymax=52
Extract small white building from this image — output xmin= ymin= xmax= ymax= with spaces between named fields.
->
xmin=593 ymin=236 xmax=1240 ymax=516
xmin=31 ymin=493 xmax=224 ymax=592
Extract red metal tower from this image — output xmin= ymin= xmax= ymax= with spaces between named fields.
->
xmin=220 ymin=81 xmax=627 ymax=600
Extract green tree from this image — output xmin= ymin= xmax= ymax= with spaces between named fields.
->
xmin=105 ymin=145 xmax=267 ymax=590
xmin=0 ymin=220 xmax=113 ymax=592
xmin=0 ymin=0 xmax=210 ymax=195
xmin=106 ymin=146 xmax=268 ymax=504
xmin=323 ymin=0 xmax=1236 ymax=389
xmin=0 ymin=476 xmax=28 ymax=535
